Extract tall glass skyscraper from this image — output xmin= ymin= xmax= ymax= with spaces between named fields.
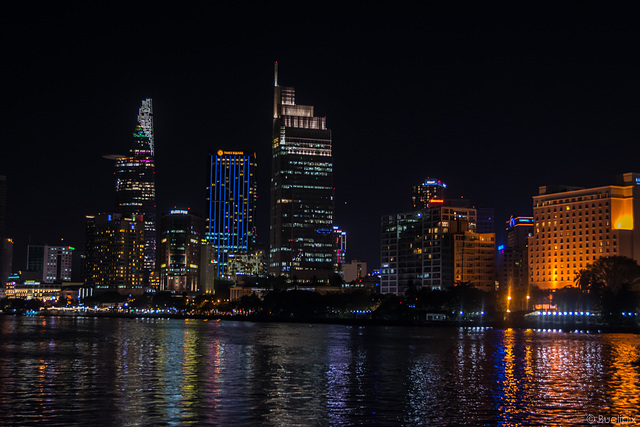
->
xmin=270 ymin=63 xmax=335 ymax=281
xmin=206 ymin=150 xmax=257 ymax=276
xmin=110 ymin=99 xmax=157 ymax=281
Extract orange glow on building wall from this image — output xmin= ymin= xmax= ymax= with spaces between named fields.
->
xmin=529 ymin=174 xmax=640 ymax=291
xmin=612 ymin=198 xmax=634 ymax=230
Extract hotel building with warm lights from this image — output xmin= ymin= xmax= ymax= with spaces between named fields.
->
xmin=529 ymin=173 xmax=640 ymax=290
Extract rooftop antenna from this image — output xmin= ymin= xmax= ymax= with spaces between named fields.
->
xmin=274 ymin=61 xmax=278 ymax=87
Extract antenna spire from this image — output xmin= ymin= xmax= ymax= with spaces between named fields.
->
xmin=274 ymin=61 xmax=278 ymax=87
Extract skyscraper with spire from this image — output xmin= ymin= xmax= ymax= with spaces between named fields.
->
xmin=110 ymin=99 xmax=157 ymax=282
xmin=270 ymin=63 xmax=335 ymax=281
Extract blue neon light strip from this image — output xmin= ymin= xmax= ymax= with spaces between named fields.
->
xmin=208 ymin=152 xmax=253 ymax=276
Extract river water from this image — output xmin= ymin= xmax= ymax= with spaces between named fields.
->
xmin=0 ymin=316 xmax=639 ymax=426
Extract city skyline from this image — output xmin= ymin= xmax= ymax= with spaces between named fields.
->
xmin=4 ymin=4 xmax=640 ymax=272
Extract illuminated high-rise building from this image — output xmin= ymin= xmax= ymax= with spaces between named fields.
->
xmin=412 ymin=178 xmax=447 ymax=209
xmin=529 ymin=173 xmax=640 ymax=290
xmin=160 ymin=209 xmax=203 ymax=292
xmin=108 ymin=99 xmax=157 ymax=282
xmin=270 ymin=63 xmax=335 ymax=281
xmin=497 ymin=216 xmax=533 ymax=291
xmin=27 ymin=244 xmax=73 ymax=283
xmin=333 ymin=226 xmax=347 ymax=275
xmin=381 ymin=205 xmax=478 ymax=295
xmin=206 ymin=150 xmax=257 ymax=276
xmin=85 ymin=213 xmax=145 ymax=294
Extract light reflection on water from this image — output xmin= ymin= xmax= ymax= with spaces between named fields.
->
xmin=0 ymin=317 xmax=639 ymax=426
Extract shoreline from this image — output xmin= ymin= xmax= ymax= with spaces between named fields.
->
xmin=4 ymin=310 xmax=640 ymax=333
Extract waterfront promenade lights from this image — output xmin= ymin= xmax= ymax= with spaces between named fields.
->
xmin=507 ymin=295 xmax=512 ymax=313
xmin=526 ymin=295 xmax=530 ymax=311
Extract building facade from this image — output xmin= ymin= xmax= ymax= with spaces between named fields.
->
xmin=28 ymin=244 xmax=74 ymax=283
xmin=343 ymin=260 xmax=367 ymax=283
xmin=529 ymin=173 xmax=640 ymax=290
xmin=476 ymin=207 xmax=495 ymax=234
xmin=269 ymin=63 xmax=335 ymax=281
xmin=206 ymin=150 xmax=257 ymax=276
xmin=1 ymin=238 xmax=12 ymax=287
xmin=109 ymin=99 xmax=157 ymax=282
xmin=27 ymin=244 xmax=44 ymax=272
xmin=85 ymin=213 xmax=145 ymax=294
xmin=159 ymin=209 xmax=204 ymax=293
xmin=226 ymin=248 xmax=267 ymax=281
xmin=199 ymin=241 xmax=217 ymax=294
xmin=497 ymin=216 xmax=533 ymax=291
xmin=333 ymin=226 xmax=347 ymax=276
xmin=43 ymin=245 xmax=73 ymax=283
xmin=381 ymin=204 xmax=491 ymax=295
xmin=453 ymin=232 xmax=496 ymax=291
xmin=412 ymin=178 xmax=447 ymax=209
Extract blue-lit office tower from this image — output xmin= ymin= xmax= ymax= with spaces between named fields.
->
xmin=207 ymin=150 xmax=257 ymax=276
xmin=111 ymin=99 xmax=157 ymax=282
xmin=270 ymin=63 xmax=335 ymax=281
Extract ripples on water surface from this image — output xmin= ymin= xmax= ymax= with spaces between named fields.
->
xmin=0 ymin=316 xmax=639 ymax=426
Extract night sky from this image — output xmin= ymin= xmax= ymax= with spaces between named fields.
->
xmin=3 ymin=4 xmax=640 ymax=271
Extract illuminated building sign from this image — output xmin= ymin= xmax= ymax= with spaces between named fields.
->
xmin=170 ymin=210 xmax=189 ymax=215
xmin=636 ymin=177 xmax=640 ymax=185
xmin=425 ymin=179 xmax=447 ymax=188
xmin=510 ymin=217 xmax=534 ymax=228
xmin=497 ymin=244 xmax=505 ymax=251
xmin=217 ymin=150 xmax=246 ymax=156
xmin=429 ymin=199 xmax=444 ymax=203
